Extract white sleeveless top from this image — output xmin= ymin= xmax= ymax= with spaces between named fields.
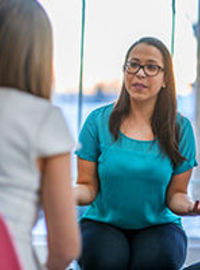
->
xmin=0 ymin=87 xmax=74 ymax=270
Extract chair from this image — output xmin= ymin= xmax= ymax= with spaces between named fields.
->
xmin=0 ymin=214 xmax=23 ymax=270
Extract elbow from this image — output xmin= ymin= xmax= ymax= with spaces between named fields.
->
xmin=88 ymin=185 xmax=98 ymax=204
xmin=166 ymin=192 xmax=177 ymax=211
xmin=166 ymin=194 xmax=171 ymax=209
xmin=76 ymin=183 xmax=98 ymax=205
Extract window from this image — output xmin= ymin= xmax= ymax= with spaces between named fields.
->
xmin=34 ymin=0 xmax=200 ymax=260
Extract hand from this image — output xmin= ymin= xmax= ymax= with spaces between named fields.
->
xmin=190 ymin=200 xmax=200 ymax=215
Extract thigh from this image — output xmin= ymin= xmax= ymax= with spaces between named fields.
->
xmin=79 ymin=219 xmax=130 ymax=270
xmin=129 ymin=223 xmax=187 ymax=270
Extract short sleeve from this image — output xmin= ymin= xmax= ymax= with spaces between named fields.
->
xmin=173 ymin=117 xmax=198 ymax=175
xmin=75 ymin=110 xmax=100 ymax=161
xmin=37 ymin=106 xmax=74 ymax=157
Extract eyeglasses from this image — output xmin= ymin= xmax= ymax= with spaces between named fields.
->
xmin=124 ymin=61 xmax=164 ymax=77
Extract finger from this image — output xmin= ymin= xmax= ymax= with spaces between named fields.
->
xmin=193 ymin=200 xmax=200 ymax=212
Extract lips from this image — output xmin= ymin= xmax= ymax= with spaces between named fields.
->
xmin=132 ymin=83 xmax=147 ymax=90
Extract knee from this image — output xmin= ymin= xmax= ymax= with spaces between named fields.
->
xmin=133 ymin=251 xmax=184 ymax=270
xmin=79 ymin=250 xmax=129 ymax=270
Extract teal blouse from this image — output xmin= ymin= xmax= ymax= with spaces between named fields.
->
xmin=76 ymin=103 xmax=198 ymax=229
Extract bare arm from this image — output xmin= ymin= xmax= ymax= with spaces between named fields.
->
xmin=166 ymin=169 xmax=200 ymax=215
xmin=41 ymin=153 xmax=81 ymax=270
xmin=74 ymin=157 xmax=99 ymax=205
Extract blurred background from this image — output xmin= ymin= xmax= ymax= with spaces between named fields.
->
xmin=33 ymin=0 xmax=200 ymax=267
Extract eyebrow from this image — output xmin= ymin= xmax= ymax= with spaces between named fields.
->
xmin=129 ymin=57 xmax=160 ymax=64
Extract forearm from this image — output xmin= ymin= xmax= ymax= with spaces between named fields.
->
xmin=42 ymin=154 xmax=81 ymax=270
xmin=167 ymin=192 xmax=194 ymax=216
xmin=46 ymin=218 xmax=80 ymax=270
xmin=74 ymin=184 xmax=97 ymax=205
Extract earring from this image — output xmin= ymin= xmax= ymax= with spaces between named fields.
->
xmin=162 ymin=84 xmax=166 ymax=88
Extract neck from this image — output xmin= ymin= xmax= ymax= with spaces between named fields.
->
xmin=128 ymin=98 xmax=156 ymax=124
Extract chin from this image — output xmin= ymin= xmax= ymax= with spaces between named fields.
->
xmin=130 ymin=93 xmax=147 ymax=101
xmin=130 ymin=94 xmax=157 ymax=104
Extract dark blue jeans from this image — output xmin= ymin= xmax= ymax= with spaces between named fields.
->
xmin=78 ymin=219 xmax=187 ymax=270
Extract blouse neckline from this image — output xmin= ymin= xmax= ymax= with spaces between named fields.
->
xmin=119 ymin=130 xmax=156 ymax=143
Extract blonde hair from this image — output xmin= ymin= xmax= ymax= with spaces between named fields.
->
xmin=0 ymin=0 xmax=53 ymax=99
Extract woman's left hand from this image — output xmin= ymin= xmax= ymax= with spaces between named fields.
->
xmin=190 ymin=200 xmax=200 ymax=215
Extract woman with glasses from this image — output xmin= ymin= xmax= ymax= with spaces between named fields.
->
xmin=75 ymin=37 xmax=198 ymax=270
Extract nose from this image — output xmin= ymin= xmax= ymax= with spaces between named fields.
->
xmin=136 ymin=67 xmax=146 ymax=77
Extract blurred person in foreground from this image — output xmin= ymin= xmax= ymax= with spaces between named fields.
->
xmin=74 ymin=37 xmax=199 ymax=270
xmin=0 ymin=0 xmax=80 ymax=269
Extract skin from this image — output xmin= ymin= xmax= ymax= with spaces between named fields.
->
xmin=38 ymin=154 xmax=81 ymax=270
xmin=166 ymin=169 xmax=200 ymax=216
xmin=124 ymin=43 xmax=166 ymax=106
xmin=121 ymin=43 xmax=166 ymax=141
xmin=75 ymin=42 xmax=200 ymax=216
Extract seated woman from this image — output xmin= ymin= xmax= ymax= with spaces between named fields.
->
xmin=0 ymin=0 xmax=80 ymax=269
xmin=74 ymin=36 xmax=198 ymax=270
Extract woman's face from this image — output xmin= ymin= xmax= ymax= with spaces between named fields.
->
xmin=124 ymin=42 xmax=166 ymax=104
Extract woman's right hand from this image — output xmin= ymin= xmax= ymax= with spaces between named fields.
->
xmin=74 ymin=157 xmax=99 ymax=205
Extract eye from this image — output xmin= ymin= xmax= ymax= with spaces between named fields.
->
xmin=129 ymin=62 xmax=139 ymax=69
xmin=146 ymin=64 xmax=158 ymax=71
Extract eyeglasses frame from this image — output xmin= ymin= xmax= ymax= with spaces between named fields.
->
xmin=124 ymin=61 xmax=164 ymax=77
